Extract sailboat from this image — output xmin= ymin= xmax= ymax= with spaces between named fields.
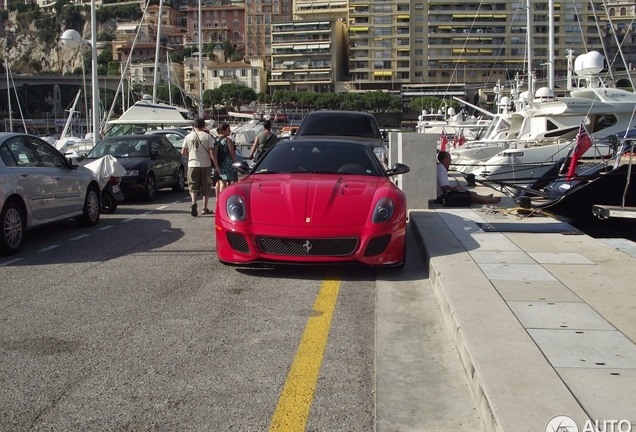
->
xmin=54 ymin=90 xmax=95 ymax=157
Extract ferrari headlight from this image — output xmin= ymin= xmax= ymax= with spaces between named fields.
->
xmin=226 ymin=195 xmax=246 ymax=221
xmin=372 ymin=197 xmax=394 ymax=223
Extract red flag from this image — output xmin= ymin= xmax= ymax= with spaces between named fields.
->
xmin=459 ymin=133 xmax=466 ymax=146
xmin=440 ymin=130 xmax=448 ymax=151
xmin=453 ymin=134 xmax=459 ymax=148
xmin=566 ymin=122 xmax=594 ymax=181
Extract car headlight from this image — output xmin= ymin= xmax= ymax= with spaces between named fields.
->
xmin=371 ymin=197 xmax=394 ymax=223
xmin=227 ymin=195 xmax=246 ymax=221
xmin=125 ymin=170 xmax=139 ymax=176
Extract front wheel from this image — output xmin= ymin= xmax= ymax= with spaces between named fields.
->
xmin=76 ymin=184 xmax=100 ymax=227
xmin=0 ymin=200 xmax=25 ymax=255
xmin=101 ymin=190 xmax=118 ymax=214
xmin=144 ymin=172 xmax=157 ymax=202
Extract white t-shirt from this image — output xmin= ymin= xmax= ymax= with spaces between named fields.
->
xmin=436 ymin=163 xmax=450 ymax=198
xmin=184 ymin=130 xmax=212 ymax=168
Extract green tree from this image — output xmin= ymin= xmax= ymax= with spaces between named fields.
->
xmin=272 ymin=89 xmax=297 ymax=106
xmin=340 ymin=92 xmax=366 ymax=111
xmin=202 ymin=87 xmax=224 ymax=108
xmin=363 ymin=91 xmax=393 ymax=112
xmin=217 ymin=83 xmax=256 ymax=108
xmin=296 ymin=92 xmax=319 ymax=110
xmin=315 ymin=93 xmax=341 ymax=110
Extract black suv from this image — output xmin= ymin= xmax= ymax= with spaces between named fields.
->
xmin=293 ymin=111 xmax=388 ymax=165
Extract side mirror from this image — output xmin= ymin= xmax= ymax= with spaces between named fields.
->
xmin=381 ymin=131 xmax=388 ymax=139
xmin=232 ymin=160 xmax=251 ymax=174
xmin=291 ymin=129 xmax=296 ymax=136
xmin=68 ymin=157 xmax=80 ymax=168
xmin=386 ymin=163 xmax=410 ymax=176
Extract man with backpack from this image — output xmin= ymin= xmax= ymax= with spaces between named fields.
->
xmin=248 ymin=120 xmax=278 ymax=163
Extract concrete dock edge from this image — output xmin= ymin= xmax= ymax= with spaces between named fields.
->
xmin=409 ymin=209 xmax=591 ymax=432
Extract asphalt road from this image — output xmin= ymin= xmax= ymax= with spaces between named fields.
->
xmin=0 ymin=189 xmax=482 ymax=431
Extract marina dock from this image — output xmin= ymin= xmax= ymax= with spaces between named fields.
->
xmin=409 ymin=177 xmax=636 ymax=431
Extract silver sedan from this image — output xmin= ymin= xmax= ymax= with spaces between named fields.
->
xmin=0 ymin=132 xmax=101 ymax=255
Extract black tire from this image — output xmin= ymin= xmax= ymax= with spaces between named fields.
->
xmin=77 ymin=184 xmax=101 ymax=227
xmin=172 ymin=167 xmax=185 ymax=192
xmin=101 ymin=191 xmax=118 ymax=214
xmin=0 ymin=200 xmax=25 ymax=256
xmin=144 ymin=172 xmax=157 ymax=202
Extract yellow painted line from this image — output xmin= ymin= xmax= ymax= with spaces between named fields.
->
xmin=269 ymin=276 xmax=341 ymax=431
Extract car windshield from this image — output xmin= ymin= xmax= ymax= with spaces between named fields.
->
xmin=87 ymin=138 xmax=150 ymax=158
xmin=254 ymin=141 xmax=383 ymax=176
xmin=297 ymin=114 xmax=380 ymax=139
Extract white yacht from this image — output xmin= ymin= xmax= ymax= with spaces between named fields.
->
xmin=475 ymin=51 xmax=636 ymax=186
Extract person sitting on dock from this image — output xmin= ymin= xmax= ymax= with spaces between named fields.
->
xmin=436 ymin=151 xmax=501 ymax=205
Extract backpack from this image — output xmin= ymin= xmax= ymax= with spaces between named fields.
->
xmin=214 ymin=136 xmax=226 ymax=166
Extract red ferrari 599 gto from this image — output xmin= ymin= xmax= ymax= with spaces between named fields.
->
xmin=214 ymin=139 xmax=409 ymax=267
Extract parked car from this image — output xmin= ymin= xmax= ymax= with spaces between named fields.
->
xmin=145 ymin=128 xmax=189 ymax=153
xmin=0 ymin=132 xmax=101 ymax=255
xmin=215 ymin=139 xmax=410 ymax=267
xmin=83 ymin=135 xmax=185 ymax=201
xmin=292 ymin=111 xmax=389 ymax=165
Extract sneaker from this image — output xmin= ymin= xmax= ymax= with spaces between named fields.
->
xmin=190 ymin=202 xmax=198 ymax=217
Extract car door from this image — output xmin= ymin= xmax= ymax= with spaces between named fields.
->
xmin=3 ymin=136 xmax=58 ymax=220
xmin=29 ymin=137 xmax=86 ymax=216
xmin=150 ymin=137 xmax=172 ymax=187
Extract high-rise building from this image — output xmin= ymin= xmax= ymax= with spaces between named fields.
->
xmin=244 ymin=0 xmax=293 ymax=66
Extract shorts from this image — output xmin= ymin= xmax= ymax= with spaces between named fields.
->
xmin=188 ymin=166 xmax=212 ymax=195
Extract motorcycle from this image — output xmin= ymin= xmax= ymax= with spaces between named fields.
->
xmin=81 ymin=155 xmax=127 ymax=214
xmin=101 ymin=176 xmax=125 ymax=213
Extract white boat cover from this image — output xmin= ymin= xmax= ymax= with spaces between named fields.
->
xmin=81 ymin=155 xmax=127 ymax=190
xmin=107 ymin=101 xmax=194 ymax=126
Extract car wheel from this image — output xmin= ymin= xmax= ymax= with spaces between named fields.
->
xmin=172 ymin=167 xmax=185 ymax=192
xmin=77 ymin=184 xmax=101 ymax=227
xmin=0 ymin=200 xmax=25 ymax=256
xmin=144 ymin=172 xmax=157 ymax=202
xmin=101 ymin=191 xmax=118 ymax=214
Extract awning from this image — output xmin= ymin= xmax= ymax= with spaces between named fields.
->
xmin=318 ymin=43 xmax=330 ymax=49
xmin=117 ymin=24 xmax=138 ymax=31
xmin=350 ymin=26 xmax=369 ymax=32
xmin=373 ymin=71 xmax=392 ymax=76
xmin=397 ymin=48 xmax=409 ymax=51
xmin=271 ymin=71 xmax=283 ymax=76
xmin=293 ymin=72 xmax=306 ymax=75
xmin=331 ymin=2 xmax=346 ymax=7
xmin=309 ymin=71 xmax=328 ymax=75
xmin=452 ymin=49 xmax=464 ymax=54
xmin=397 ymin=15 xmax=409 ymax=19
xmin=293 ymin=45 xmax=307 ymax=50
xmin=312 ymin=2 xmax=328 ymax=7
xmin=306 ymin=44 xmax=321 ymax=50
xmin=275 ymin=45 xmax=293 ymax=49
xmin=282 ymin=60 xmax=295 ymax=66
xmin=438 ymin=25 xmax=452 ymax=29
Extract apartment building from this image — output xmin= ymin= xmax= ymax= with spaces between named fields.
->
xmin=348 ymin=0 xmax=412 ymax=93
xmin=145 ymin=5 xmax=188 ymax=51
xmin=182 ymin=2 xmax=246 ymax=51
xmin=270 ymin=19 xmax=347 ymax=93
xmin=183 ymin=55 xmax=266 ymax=97
xmin=244 ymin=0 xmax=293 ymax=67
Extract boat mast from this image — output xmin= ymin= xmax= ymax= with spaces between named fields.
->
xmin=548 ymin=0 xmax=555 ymax=91
xmin=167 ymin=53 xmax=173 ymax=106
xmin=601 ymin=0 xmax=636 ymax=90
xmin=5 ymin=58 xmax=12 ymax=132
xmin=152 ymin=0 xmax=164 ymax=104
xmin=198 ymin=0 xmax=203 ymax=117
xmin=526 ymin=0 xmax=533 ymax=99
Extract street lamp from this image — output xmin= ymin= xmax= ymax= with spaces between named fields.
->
xmin=60 ymin=3 xmax=99 ymax=148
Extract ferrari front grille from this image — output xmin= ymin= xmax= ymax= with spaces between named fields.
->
xmin=227 ymin=232 xmax=251 ymax=254
xmin=257 ymin=237 xmax=359 ymax=256
xmin=364 ymin=234 xmax=391 ymax=257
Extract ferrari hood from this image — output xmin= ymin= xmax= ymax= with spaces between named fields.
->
xmin=249 ymin=175 xmax=382 ymax=227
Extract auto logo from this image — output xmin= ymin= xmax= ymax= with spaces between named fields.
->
xmin=303 ymin=240 xmax=312 ymax=253
xmin=306 ymin=217 xmax=311 ymax=223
